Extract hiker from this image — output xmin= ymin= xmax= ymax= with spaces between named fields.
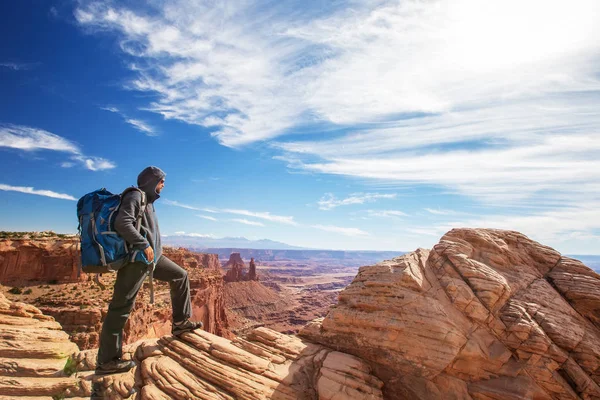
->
xmin=95 ymin=166 xmax=203 ymax=375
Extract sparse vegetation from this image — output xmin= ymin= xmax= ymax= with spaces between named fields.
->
xmin=0 ymin=231 xmax=76 ymax=240
xmin=23 ymin=288 xmax=32 ymax=295
xmin=8 ymin=287 xmax=23 ymax=295
xmin=63 ymin=356 xmax=77 ymax=376
xmin=48 ymin=279 xmax=59 ymax=285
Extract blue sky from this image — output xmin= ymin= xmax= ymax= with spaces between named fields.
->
xmin=1 ymin=0 xmax=599 ymax=253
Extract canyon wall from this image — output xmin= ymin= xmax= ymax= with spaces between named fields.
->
xmin=1 ymin=239 xmax=229 ymax=349
xmin=0 ymin=238 xmax=81 ymax=285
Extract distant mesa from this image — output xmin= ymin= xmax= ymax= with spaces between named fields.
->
xmin=223 ymin=252 xmax=259 ymax=283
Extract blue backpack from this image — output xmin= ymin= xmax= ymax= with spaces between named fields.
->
xmin=77 ymin=187 xmax=147 ymax=274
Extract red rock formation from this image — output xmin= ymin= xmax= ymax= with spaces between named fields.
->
xmin=249 ymin=257 xmax=258 ymax=281
xmin=0 ymin=238 xmax=82 ymax=285
xmin=224 ymin=252 xmax=258 ymax=282
xmin=163 ymin=246 xmax=220 ymax=271
xmin=301 ymin=228 xmax=600 ymax=399
xmin=224 ymin=252 xmax=247 ymax=282
xmin=0 ymin=292 xmax=80 ymax=397
xmin=4 ymin=228 xmax=600 ymax=399
xmin=71 ymin=327 xmax=384 ymax=399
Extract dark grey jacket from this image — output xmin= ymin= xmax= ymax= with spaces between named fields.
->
xmin=115 ymin=166 xmax=166 ymax=263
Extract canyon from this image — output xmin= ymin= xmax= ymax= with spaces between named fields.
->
xmin=1 ymin=228 xmax=600 ymax=399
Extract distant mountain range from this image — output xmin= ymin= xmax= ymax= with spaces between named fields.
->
xmin=161 ymin=234 xmax=307 ymax=250
xmin=161 ymin=234 xmax=402 ymax=266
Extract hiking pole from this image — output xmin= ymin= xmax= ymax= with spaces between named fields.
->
xmin=148 ymin=261 xmax=155 ymax=305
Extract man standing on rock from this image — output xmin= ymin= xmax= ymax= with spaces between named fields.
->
xmin=95 ymin=166 xmax=203 ymax=376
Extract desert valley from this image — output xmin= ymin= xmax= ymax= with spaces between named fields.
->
xmin=1 ymin=228 xmax=600 ymax=399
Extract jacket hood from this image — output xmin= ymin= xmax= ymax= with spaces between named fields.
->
xmin=137 ymin=166 xmax=166 ymax=203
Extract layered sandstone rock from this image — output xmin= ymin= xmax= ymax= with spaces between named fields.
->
xmin=301 ymin=228 xmax=600 ymax=399
xmin=224 ymin=252 xmax=247 ymax=282
xmin=0 ymin=292 xmax=82 ymax=399
xmin=163 ymin=246 xmax=221 ymax=271
xmin=71 ymin=327 xmax=383 ymax=399
xmin=0 ymin=237 xmax=81 ymax=285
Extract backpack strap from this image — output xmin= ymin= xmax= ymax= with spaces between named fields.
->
xmin=135 ymin=189 xmax=147 ymax=232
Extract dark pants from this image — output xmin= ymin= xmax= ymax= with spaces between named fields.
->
xmin=97 ymin=255 xmax=192 ymax=364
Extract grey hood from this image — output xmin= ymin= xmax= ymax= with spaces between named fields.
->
xmin=137 ymin=166 xmax=166 ymax=203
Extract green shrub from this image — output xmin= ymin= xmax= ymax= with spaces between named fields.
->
xmin=23 ymin=288 xmax=32 ymax=295
xmin=63 ymin=356 xmax=77 ymax=376
xmin=8 ymin=287 xmax=22 ymax=295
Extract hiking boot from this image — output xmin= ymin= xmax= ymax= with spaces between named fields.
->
xmin=95 ymin=359 xmax=136 ymax=376
xmin=172 ymin=319 xmax=203 ymax=336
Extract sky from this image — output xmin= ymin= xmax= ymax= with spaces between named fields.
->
xmin=0 ymin=0 xmax=599 ymax=253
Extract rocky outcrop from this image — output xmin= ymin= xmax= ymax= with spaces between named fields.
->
xmin=163 ymin=246 xmax=221 ymax=271
xmin=301 ymin=228 xmax=600 ymax=399
xmin=249 ymin=257 xmax=258 ymax=281
xmin=72 ymin=327 xmax=384 ymax=399
xmin=224 ymin=252 xmax=247 ymax=282
xmin=224 ymin=252 xmax=259 ymax=282
xmin=0 ymin=238 xmax=81 ymax=285
xmin=0 ymin=292 xmax=82 ymax=399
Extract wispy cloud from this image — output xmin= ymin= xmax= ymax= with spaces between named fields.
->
xmin=438 ymin=204 xmax=600 ymax=245
xmin=170 ymin=231 xmax=214 ymax=238
xmin=74 ymin=0 xmax=600 ymax=248
xmin=232 ymin=218 xmax=265 ymax=227
xmin=162 ymin=199 xmax=203 ymax=210
xmin=0 ymin=62 xmax=39 ymax=71
xmin=1 ymin=124 xmax=80 ymax=153
xmin=0 ymin=183 xmax=77 ymax=201
xmin=223 ymin=209 xmax=297 ymax=225
xmin=163 ymin=200 xmax=296 ymax=225
xmin=312 ymin=224 xmax=369 ymax=237
xmin=197 ymin=214 xmax=218 ymax=221
xmin=101 ymin=106 xmax=156 ymax=135
xmin=367 ymin=210 xmax=407 ymax=218
xmin=0 ymin=124 xmax=116 ymax=171
xmin=424 ymin=208 xmax=458 ymax=216
xmin=317 ymin=193 xmax=396 ymax=210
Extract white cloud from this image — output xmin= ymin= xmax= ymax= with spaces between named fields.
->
xmin=124 ymin=118 xmax=156 ymax=135
xmin=197 ymin=214 xmax=218 ymax=221
xmin=367 ymin=210 xmax=407 ymax=218
xmin=318 ymin=192 xmax=397 ymax=210
xmin=72 ymin=155 xmax=116 ymax=171
xmin=0 ymin=124 xmax=116 ymax=171
xmin=74 ymin=0 xmax=600 ymax=250
xmin=162 ymin=199 xmax=203 ymax=210
xmin=0 ymin=183 xmax=77 ymax=201
xmin=223 ymin=208 xmax=297 ymax=225
xmin=0 ymin=62 xmax=38 ymax=71
xmin=439 ymin=204 xmax=600 ymax=245
xmin=232 ymin=218 xmax=265 ymax=227
xmin=163 ymin=201 xmax=296 ymax=225
xmin=424 ymin=208 xmax=457 ymax=216
xmin=170 ymin=231 xmax=214 ymax=238
xmin=312 ymin=224 xmax=369 ymax=237
xmin=101 ymin=106 xmax=156 ymax=135
xmin=0 ymin=124 xmax=80 ymax=153
xmin=101 ymin=106 xmax=120 ymax=113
